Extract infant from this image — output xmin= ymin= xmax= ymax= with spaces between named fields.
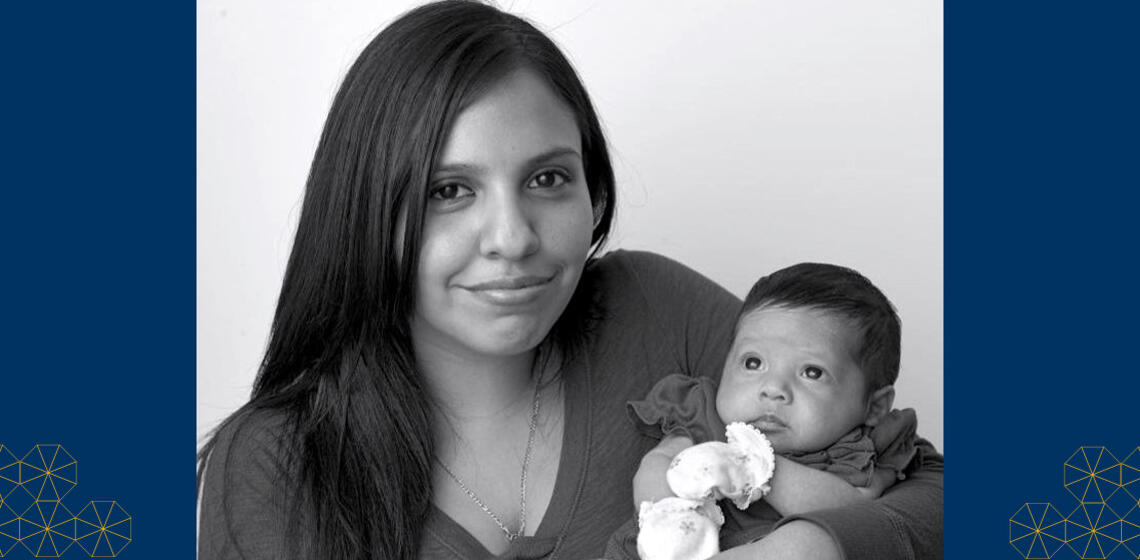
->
xmin=606 ymin=263 xmax=921 ymax=560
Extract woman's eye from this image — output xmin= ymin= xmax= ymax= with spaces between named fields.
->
xmin=429 ymin=183 xmax=472 ymax=201
xmin=528 ymin=170 xmax=568 ymax=189
xmin=744 ymin=357 xmax=763 ymax=370
xmin=802 ymin=366 xmax=824 ymax=380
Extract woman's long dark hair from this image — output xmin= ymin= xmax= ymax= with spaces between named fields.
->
xmin=197 ymin=1 xmax=615 ymax=558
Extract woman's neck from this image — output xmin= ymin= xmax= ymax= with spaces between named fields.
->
xmin=417 ymin=343 xmax=538 ymax=422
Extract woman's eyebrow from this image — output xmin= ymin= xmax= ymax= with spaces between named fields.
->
xmin=433 ymin=146 xmax=582 ymax=175
xmin=527 ymin=146 xmax=582 ymax=166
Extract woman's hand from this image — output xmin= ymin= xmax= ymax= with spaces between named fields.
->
xmin=855 ymin=467 xmax=898 ymax=500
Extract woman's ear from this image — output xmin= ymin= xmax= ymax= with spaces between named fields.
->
xmin=863 ymin=385 xmax=896 ymax=426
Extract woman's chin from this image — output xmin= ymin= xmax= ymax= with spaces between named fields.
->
xmin=466 ymin=320 xmax=552 ymax=357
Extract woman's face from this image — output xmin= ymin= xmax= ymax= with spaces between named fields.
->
xmin=412 ymin=69 xmax=594 ymax=362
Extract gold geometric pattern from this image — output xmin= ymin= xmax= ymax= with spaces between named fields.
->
xmin=1067 ymin=448 xmax=1122 ymax=505
xmin=1010 ymin=503 xmax=1067 ymax=558
xmin=1012 ymin=446 xmax=1140 ymax=559
xmin=72 ymin=502 xmax=130 ymax=558
xmin=19 ymin=447 xmax=77 ymax=505
xmin=0 ymin=445 xmax=130 ymax=557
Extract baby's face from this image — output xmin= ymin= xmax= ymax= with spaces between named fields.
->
xmin=716 ymin=305 xmax=872 ymax=454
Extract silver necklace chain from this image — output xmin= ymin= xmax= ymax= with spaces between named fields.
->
xmin=437 ymin=380 xmax=542 ymax=542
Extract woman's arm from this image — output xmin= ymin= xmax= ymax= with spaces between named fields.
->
xmin=710 ymin=520 xmax=842 ymax=560
xmin=632 ymin=435 xmax=694 ymax=507
xmin=725 ymin=439 xmax=943 ymax=560
xmin=763 ymin=456 xmax=893 ymax=515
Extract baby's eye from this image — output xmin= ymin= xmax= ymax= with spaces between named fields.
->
xmin=743 ymin=357 xmax=763 ymax=370
xmin=802 ymin=366 xmax=824 ymax=380
xmin=429 ymin=183 xmax=473 ymax=200
xmin=528 ymin=170 xmax=569 ymax=189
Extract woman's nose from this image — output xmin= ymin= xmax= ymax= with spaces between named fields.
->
xmin=479 ymin=191 xmax=540 ymax=260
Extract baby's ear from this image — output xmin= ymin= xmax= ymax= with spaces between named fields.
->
xmin=863 ymin=385 xmax=895 ymax=426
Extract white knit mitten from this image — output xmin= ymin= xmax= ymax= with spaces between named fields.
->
xmin=636 ymin=497 xmax=724 ymax=560
xmin=666 ymin=422 xmax=776 ymax=510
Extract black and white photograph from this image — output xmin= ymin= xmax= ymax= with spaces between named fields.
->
xmin=196 ymin=1 xmax=943 ymax=558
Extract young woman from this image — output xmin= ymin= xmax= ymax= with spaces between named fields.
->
xmin=197 ymin=2 xmax=942 ymax=559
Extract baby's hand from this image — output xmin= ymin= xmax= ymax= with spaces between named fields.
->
xmin=666 ymin=423 xmax=775 ymax=510
xmin=637 ymin=497 xmax=724 ymax=560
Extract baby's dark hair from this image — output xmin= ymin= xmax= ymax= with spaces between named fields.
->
xmin=740 ymin=263 xmax=901 ymax=390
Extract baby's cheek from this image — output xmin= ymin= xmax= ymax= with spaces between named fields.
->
xmin=715 ymin=386 xmax=749 ymax=424
xmin=713 ymin=386 xmax=730 ymax=421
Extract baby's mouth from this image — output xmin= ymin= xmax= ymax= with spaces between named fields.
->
xmin=751 ymin=414 xmax=788 ymax=431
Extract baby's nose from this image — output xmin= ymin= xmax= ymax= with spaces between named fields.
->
xmin=758 ymin=377 xmax=790 ymax=402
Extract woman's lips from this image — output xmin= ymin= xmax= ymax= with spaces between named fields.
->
xmin=461 ymin=274 xmax=555 ymax=306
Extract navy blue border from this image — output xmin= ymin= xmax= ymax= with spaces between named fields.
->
xmin=2 ymin=2 xmax=194 ymax=557
xmin=946 ymin=1 xmax=1139 ymax=558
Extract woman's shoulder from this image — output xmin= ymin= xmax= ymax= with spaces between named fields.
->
xmin=577 ymin=250 xmax=740 ymax=380
xmin=201 ymin=407 xmax=295 ymax=490
xmin=588 ymin=250 xmax=732 ymax=302
xmin=207 ymin=407 xmax=291 ymax=453
xmin=199 ymin=407 xmax=294 ymax=558
xmin=591 ymin=249 xmax=694 ymax=277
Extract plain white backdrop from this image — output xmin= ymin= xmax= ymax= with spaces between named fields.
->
xmin=197 ymin=1 xmax=943 ymax=450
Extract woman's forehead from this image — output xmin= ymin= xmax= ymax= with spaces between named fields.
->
xmin=436 ymin=69 xmax=582 ymax=170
